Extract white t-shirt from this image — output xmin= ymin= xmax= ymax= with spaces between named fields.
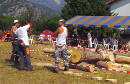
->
xmin=15 ymin=24 xmax=30 ymax=46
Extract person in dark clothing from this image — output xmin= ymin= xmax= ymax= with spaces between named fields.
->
xmin=72 ymin=28 xmax=78 ymax=46
xmin=72 ymin=33 xmax=78 ymax=46
xmin=9 ymin=20 xmax=20 ymax=65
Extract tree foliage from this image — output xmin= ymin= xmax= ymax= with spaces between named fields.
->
xmin=0 ymin=8 xmax=61 ymax=35
xmin=92 ymin=27 xmax=121 ymax=38
xmin=61 ymin=0 xmax=111 ymax=20
xmin=0 ymin=15 xmax=13 ymax=31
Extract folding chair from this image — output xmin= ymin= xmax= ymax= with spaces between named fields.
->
xmin=112 ymin=39 xmax=118 ymax=50
xmin=29 ymin=35 xmax=34 ymax=44
xmin=103 ymin=38 xmax=110 ymax=49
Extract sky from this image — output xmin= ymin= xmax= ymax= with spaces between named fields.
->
xmin=54 ymin=0 xmax=61 ymax=4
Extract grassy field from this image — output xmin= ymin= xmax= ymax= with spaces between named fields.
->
xmin=0 ymin=41 xmax=130 ymax=84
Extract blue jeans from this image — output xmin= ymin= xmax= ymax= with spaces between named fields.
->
xmin=17 ymin=40 xmax=32 ymax=70
xmin=10 ymin=40 xmax=19 ymax=63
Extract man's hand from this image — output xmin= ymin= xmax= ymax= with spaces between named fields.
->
xmin=28 ymin=23 xmax=32 ymax=27
xmin=27 ymin=23 xmax=32 ymax=34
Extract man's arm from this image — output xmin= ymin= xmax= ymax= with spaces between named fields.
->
xmin=11 ymin=26 xmax=17 ymax=37
xmin=12 ymin=26 xmax=17 ymax=33
xmin=28 ymin=28 xmax=32 ymax=34
xmin=23 ymin=23 xmax=32 ymax=31
xmin=53 ymin=27 xmax=60 ymax=37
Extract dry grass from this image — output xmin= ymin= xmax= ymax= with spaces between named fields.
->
xmin=0 ymin=41 xmax=130 ymax=84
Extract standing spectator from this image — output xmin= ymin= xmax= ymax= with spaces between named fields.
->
xmin=72 ymin=32 xmax=78 ymax=46
xmin=39 ymin=34 xmax=45 ymax=44
xmin=72 ymin=28 xmax=78 ymax=46
xmin=9 ymin=20 xmax=20 ymax=65
xmin=87 ymin=30 xmax=92 ymax=48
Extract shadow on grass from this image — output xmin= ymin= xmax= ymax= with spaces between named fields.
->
xmin=34 ymin=42 xmax=50 ymax=45
xmin=5 ymin=59 xmax=21 ymax=70
xmin=8 ymin=64 xmax=18 ymax=69
xmin=5 ymin=59 xmax=11 ymax=62
xmin=44 ymin=66 xmax=57 ymax=73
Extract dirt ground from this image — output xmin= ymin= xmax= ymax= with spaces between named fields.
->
xmin=0 ymin=41 xmax=130 ymax=84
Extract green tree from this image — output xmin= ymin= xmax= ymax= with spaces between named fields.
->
xmin=61 ymin=0 xmax=121 ymax=38
xmin=45 ymin=16 xmax=61 ymax=32
xmin=0 ymin=15 xmax=13 ymax=31
xmin=61 ymin=0 xmax=111 ymax=20
xmin=88 ymin=0 xmax=111 ymax=16
xmin=30 ymin=16 xmax=61 ymax=34
xmin=31 ymin=16 xmax=46 ymax=34
xmin=61 ymin=0 xmax=92 ymax=20
xmin=92 ymin=27 xmax=121 ymax=38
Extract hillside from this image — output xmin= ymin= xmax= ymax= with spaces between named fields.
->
xmin=28 ymin=0 xmax=109 ymax=13
xmin=0 ymin=0 xmax=59 ymax=19
xmin=28 ymin=0 xmax=65 ymax=12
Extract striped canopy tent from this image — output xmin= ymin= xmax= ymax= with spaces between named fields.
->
xmin=65 ymin=16 xmax=130 ymax=28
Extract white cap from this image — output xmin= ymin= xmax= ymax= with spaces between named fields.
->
xmin=58 ymin=19 xmax=65 ymax=23
xmin=13 ymin=20 xmax=19 ymax=24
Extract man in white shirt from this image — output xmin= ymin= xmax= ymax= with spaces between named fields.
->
xmin=53 ymin=19 xmax=69 ymax=73
xmin=15 ymin=21 xmax=32 ymax=71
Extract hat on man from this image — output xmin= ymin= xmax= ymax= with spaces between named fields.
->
xmin=13 ymin=20 xmax=19 ymax=24
xmin=58 ymin=19 xmax=65 ymax=23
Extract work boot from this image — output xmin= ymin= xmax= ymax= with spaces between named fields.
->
xmin=64 ymin=66 xmax=69 ymax=71
xmin=26 ymin=66 xmax=33 ymax=71
xmin=18 ymin=67 xmax=26 ymax=71
xmin=8 ymin=60 xmax=14 ymax=63
xmin=14 ymin=61 xmax=19 ymax=66
xmin=27 ymin=68 xmax=34 ymax=71
xmin=54 ymin=67 xmax=59 ymax=73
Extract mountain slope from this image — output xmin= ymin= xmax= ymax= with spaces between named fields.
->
xmin=0 ymin=0 xmax=59 ymax=19
xmin=28 ymin=0 xmax=65 ymax=12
